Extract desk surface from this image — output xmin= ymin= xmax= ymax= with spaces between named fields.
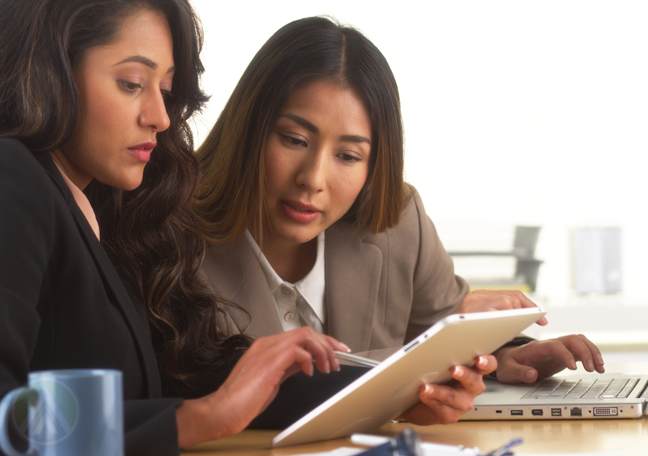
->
xmin=185 ymin=352 xmax=648 ymax=455
xmin=187 ymin=418 xmax=648 ymax=455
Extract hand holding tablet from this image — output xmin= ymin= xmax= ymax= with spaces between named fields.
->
xmin=273 ymin=307 xmax=546 ymax=447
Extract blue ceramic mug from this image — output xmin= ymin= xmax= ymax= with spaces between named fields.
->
xmin=0 ymin=369 xmax=123 ymax=456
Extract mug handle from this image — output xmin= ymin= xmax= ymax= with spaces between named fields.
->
xmin=0 ymin=388 xmax=37 ymax=456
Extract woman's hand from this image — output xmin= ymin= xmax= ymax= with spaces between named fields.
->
xmin=456 ymin=290 xmax=548 ymax=326
xmin=397 ymin=355 xmax=497 ymax=426
xmin=494 ymin=335 xmax=605 ymax=383
xmin=175 ymin=327 xmax=349 ymax=448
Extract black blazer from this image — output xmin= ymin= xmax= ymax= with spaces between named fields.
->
xmin=0 ymin=138 xmax=181 ymax=456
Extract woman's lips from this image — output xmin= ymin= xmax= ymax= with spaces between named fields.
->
xmin=127 ymin=142 xmax=156 ymax=163
xmin=281 ymin=200 xmax=321 ymax=223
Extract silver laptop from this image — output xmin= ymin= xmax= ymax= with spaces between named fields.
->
xmin=462 ymin=374 xmax=648 ymax=420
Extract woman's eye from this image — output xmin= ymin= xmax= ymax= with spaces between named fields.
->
xmin=161 ymin=89 xmax=173 ymax=101
xmin=118 ymin=80 xmax=142 ymax=94
xmin=279 ymin=134 xmax=307 ymax=147
xmin=338 ymin=152 xmax=361 ymax=163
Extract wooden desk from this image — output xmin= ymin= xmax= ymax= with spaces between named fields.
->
xmin=186 ymin=417 xmax=648 ymax=455
xmin=186 ymin=351 xmax=648 ymax=455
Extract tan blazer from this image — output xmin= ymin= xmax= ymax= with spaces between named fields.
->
xmin=201 ymin=188 xmax=469 ymax=353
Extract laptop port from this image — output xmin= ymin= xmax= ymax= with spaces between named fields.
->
xmin=570 ymin=407 xmax=582 ymax=417
xmin=551 ymin=408 xmax=562 ymax=417
xmin=510 ymin=410 xmax=523 ymax=416
xmin=593 ymin=407 xmax=618 ymax=416
xmin=495 ymin=410 xmax=502 ymax=414
xmin=531 ymin=409 xmax=543 ymax=416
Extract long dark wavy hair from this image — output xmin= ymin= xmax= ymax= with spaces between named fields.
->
xmin=0 ymin=0 xmax=250 ymax=390
xmin=195 ymin=16 xmax=408 ymax=244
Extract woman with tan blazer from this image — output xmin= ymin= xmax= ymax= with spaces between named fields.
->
xmin=195 ymin=17 xmax=605 ymax=398
xmin=203 ymin=186 xmax=467 ymax=352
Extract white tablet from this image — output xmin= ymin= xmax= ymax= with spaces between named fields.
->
xmin=272 ymin=307 xmax=546 ymax=447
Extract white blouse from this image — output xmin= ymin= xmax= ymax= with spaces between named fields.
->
xmin=245 ymin=230 xmax=326 ymax=333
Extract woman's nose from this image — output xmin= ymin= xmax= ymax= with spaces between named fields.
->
xmin=138 ymin=91 xmax=171 ymax=132
xmin=296 ymin=150 xmax=327 ymax=192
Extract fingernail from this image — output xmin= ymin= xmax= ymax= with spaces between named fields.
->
xmin=421 ymin=384 xmax=434 ymax=395
xmin=569 ymin=359 xmax=577 ymax=370
xmin=454 ymin=366 xmax=465 ymax=378
xmin=526 ymin=370 xmax=535 ymax=380
xmin=586 ymin=360 xmax=594 ymax=371
xmin=340 ymin=343 xmax=351 ymax=353
xmin=596 ymin=354 xmax=604 ymax=365
xmin=477 ymin=356 xmax=486 ymax=367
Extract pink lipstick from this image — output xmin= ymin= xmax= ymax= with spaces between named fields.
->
xmin=281 ymin=200 xmax=321 ymax=223
xmin=128 ymin=141 xmax=156 ymax=163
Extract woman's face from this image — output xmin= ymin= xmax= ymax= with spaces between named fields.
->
xmin=55 ymin=8 xmax=175 ymax=190
xmin=264 ymin=79 xmax=372 ymax=245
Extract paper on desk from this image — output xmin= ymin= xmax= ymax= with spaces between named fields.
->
xmin=288 ymin=448 xmax=362 ymax=456
xmin=518 ymin=453 xmax=622 ymax=456
xmin=298 ymin=447 xmax=476 ymax=456
xmin=350 ymin=433 xmax=480 ymax=455
xmin=290 ymin=449 xmax=623 ymax=456
xmin=288 ymin=445 xmax=478 ymax=456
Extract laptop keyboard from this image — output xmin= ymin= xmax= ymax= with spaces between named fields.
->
xmin=522 ymin=378 xmax=640 ymax=400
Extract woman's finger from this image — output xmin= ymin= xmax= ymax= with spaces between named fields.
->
xmin=579 ymin=336 xmax=605 ymax=373
xmin=496 ymin=352 xmax=539 ymax=383
xmin=473 ymin=355 xmax=498 ymax=376
xmin=418 ymin=383 xmax=473 ymax=417
xmin=559 ymin=335 xmax=605 ymax=373
xmin=519 ymin=340 xmax=578 ymax=370
xmin=458 ymin=290 xmax=548 ymax=325
xmin=271 ymin=327 xmax=345 ymax=375
xmin=450 ymin=365 xmax=486 ymax=395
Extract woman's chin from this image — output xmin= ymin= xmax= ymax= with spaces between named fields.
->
xmin=101 ymin=173 xmax=145 ymax=191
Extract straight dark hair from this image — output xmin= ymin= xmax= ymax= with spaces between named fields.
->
xmin=0 ymin=0 xmax=250 ymax=390
xmin=196 ymin=16 xmax=409 ymax=244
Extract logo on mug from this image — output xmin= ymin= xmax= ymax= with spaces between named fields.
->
xmin=12 ymin=379 xmax=79 ymax=445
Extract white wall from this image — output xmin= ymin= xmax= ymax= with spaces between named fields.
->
xmin=189 ymin=1 xmax=648 ymax=335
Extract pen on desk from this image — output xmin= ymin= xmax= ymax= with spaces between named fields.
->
xmin=334 ymin=351 xmax=381 ymax=368
xmin=486 ymin=437 xmax=523 ymax=456
xmin=351 ymin=433 xmax=482 ymax=456
xmin=351 ymin=433 xmax=390 ymax=446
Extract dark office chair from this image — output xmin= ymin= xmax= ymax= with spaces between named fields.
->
xmin=447 ymin=226 xmax=543 ymax=292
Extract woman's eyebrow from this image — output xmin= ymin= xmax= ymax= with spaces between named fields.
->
xmin=114 ymin=55 xmax=175 ymax=74
xmin=280 ymin=113 xmax=371 ymax=144
xmin=280 ymin=113 xmax=318 ymax=133
xmin=340 ymin=134 xmax=371 ymax=145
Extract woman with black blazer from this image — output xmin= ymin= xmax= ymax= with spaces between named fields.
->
xmin=0 ymin=1 xmax=353 ymax=455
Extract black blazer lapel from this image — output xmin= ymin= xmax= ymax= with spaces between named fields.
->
xmin=37 ymin=154 xmax=162 ymax=398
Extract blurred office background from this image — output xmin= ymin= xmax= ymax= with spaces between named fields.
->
xmin=189 ymin=1 xmax=648 ymax=345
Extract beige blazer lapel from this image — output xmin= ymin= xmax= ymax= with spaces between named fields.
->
xmin=201 ymin=237 xmax=284 ymax=339
xmin=325 ymin=218 xmax=383 ymax=352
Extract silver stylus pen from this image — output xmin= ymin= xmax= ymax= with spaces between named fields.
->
xmin=334 ymin=350 xmax=381 ymax=368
